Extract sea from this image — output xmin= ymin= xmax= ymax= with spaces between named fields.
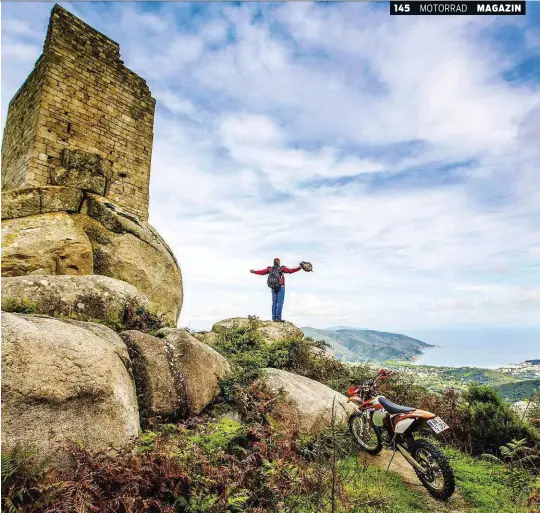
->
xmin=405 ymin=327 xmax=540 ymax=369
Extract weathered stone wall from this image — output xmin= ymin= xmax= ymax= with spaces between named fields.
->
xmin=0 ymin=57 xmax=48 ymax=190
xmin=1 ymin=4 xmax=155 ymax=221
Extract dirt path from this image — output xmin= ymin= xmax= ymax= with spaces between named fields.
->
xmin=358 ymin=449 xmax=474 ymax=513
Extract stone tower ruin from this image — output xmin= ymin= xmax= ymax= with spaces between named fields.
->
xmin=1 ymin=4 xmax=155 ymax=221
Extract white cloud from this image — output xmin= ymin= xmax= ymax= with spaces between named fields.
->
xmin=218 ymin=114 xmax=384 ymax=189
xmin=154 ymin=90 xmax=197 ymax=117
xmin=200 ymin=19 xmax=229 ymax=44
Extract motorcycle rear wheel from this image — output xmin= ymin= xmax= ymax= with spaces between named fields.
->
xmin=412 ymin=439 xmax=455 ymax=500
xmin=348 ymin=411 xmax=382 ymax=455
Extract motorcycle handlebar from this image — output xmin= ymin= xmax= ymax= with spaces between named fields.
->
xmin=348 ymin=370 xmax=394 ymax=397
xmin=359 ymin=369 xmax=393 ymax=388
xmin=376 ymin=369 xmax=393 ymax=380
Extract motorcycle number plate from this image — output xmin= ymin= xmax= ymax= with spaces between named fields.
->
xmin=427 ymin=417 xmax=449 ymax=434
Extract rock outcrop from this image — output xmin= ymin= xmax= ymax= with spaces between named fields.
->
xmin=156 ymin=328 xmax=232 ymax=415
xmin=1 ymin=312 xmax=139 ymax=455
xmin=1 ymin=212 xmax=93 ymax=277
xmin=120 ymin=330 xmax=187 ymax=426
xmin=211 ymin=317 xmax=304 ymax=343
xmin=1 ymin=275 xmax=151 ymax=328
xmin=261 ymin=368 xmax=355 ymax=433
xmin=193 ymin=331 xmax=219 ymax=347
xmin=0 ymin=5 xmax=187 ymax=459
xmin=73 ymin=204 xmax=182 ymax=326
xmin=1 ymin=187 xmax=183 ymax=326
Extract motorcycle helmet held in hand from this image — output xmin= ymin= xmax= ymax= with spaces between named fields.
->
xmin=300 ymin=261 xmax=313 ymax=272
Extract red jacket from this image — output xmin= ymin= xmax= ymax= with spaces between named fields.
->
xmin=252 ymin=265 xmax=301 ymax=285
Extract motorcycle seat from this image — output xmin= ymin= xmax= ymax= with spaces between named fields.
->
xmin=379 ymin=396 xmax=416 ymax=415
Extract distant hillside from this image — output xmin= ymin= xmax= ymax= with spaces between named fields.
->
xmin=494 ymin=379 xmax=540 ymax=402
xmin=301 ymin=327 xmax=435 ymax=363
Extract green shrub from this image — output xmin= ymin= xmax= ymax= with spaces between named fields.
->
xmin=461 ymin=384 xmax=539 ymax=455
xmin=212 ymin=319 xmax=374 ymax=405
xmin=138 ymin=430 xmax=158 ymax=453
xmin=528 ymin=480 xmax=540 ymax=512
xmin=1 ymin=298 xmax=38 ymax=314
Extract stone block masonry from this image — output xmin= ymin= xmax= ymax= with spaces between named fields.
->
xmin=1 ymin=4 xmax=155 ymax=221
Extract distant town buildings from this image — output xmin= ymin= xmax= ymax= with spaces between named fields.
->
xmin=498 ymin=360 xmax=540 ymax=378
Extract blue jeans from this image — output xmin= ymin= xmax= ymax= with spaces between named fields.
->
xmin=272 ymin=286 xmax=285 ymax=321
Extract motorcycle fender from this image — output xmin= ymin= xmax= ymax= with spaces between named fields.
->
xmin=394 ymin=418 xmax=415 ymax=434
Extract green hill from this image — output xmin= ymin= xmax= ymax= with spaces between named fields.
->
xmin=494 ymin=379 xmax=540 ymax=402
xmin=301 ymin=327 xmax=435 ymax=363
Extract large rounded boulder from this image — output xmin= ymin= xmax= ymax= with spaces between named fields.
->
xmin=154 ymin=328 xmax=231 ymax=415
xmin=120 ymin=330 xmax=188 ymax=427
xmin=1 ymin=212 xmax=93 ymax=277
xmin=120 ymin=329 xmax=231 ymax=424
xmin=1 ymin=275 xmax=152 ymax=329
xmin=261 ymin=368 xmax=355 ymax=433
xmin=73 ymin=197 xmax=182 ymax=326
xmin=1 ymin=312 xmax=139 ymax=455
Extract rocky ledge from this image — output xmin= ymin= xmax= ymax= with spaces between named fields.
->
xmin=196 ymin=317 xmax=305 ymax=347
xmin=2 ymin=188 xmax=182 ymax=326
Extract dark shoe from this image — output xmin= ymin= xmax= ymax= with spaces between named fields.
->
xmin=276 ymin=319 xmax=285 ymax=323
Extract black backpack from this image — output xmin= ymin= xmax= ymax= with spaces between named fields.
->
xmin=267 ymin=265 xmax=283 ymax=291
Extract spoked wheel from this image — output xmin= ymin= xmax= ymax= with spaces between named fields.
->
xmin=348 ymin=411 xmax=382 ymax=455
xmin=413 ymin=440 xmax=455 ymax=500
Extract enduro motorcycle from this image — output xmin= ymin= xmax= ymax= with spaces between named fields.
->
xmin=347 ymin=369 xmax=455 ymax=500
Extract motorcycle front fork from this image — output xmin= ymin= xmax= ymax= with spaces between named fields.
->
xmin=395 ymin=443 xmax=428 ymax=473
xmin=385 ymin=434 xmax=428 ymax=474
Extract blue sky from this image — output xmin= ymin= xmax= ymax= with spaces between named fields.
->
xmin=2 ymin=2 xmax=539 ymax=331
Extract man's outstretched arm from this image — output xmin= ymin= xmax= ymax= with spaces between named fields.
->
xmin=250 ymin=267 xmax=270 ymax=275
xmin=281 ymin=265 xmax=302 ymax=273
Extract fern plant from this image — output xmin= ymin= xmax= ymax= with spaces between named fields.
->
xmin=481 ymin=438 xmax=540 ymax=501
xmin=1 ymin=444 xmax=54 ymax=513
xmin=482 ymin=438 xmax=540 ymax=468
xmin=175 ymin=492 xmax=219 ymax=513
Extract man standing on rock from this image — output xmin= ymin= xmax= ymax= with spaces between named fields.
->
xmin=250 ymin=258 xmax=302 ymax=322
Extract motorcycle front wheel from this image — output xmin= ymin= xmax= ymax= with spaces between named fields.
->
xmin=348 ymin=411 xmax=382 ymax=455
xmin=412 ymin=439 xmax=455 ymax=500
